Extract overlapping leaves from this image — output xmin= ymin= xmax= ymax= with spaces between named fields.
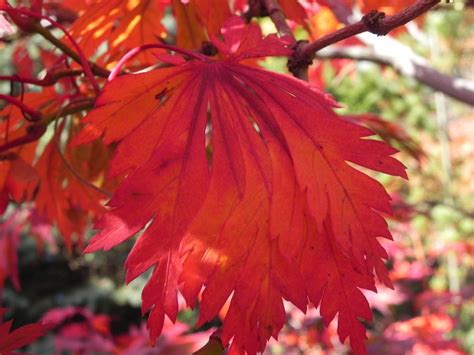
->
xmin=58 ymin=0 xmax=236 ymax=66
xmin=73 ymin=17 xmax=406 ymax=355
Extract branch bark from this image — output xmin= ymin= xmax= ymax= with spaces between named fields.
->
xmin=291 ymin=0 xmax=474 ymax=106
xmin=316 ymin=46 xmax=474 ymax=106
xmin=301 ymin=0 xmax=441 ymax=57
xmin=290 ymin=0 xmax=441 ymax=67
xmin=262 ymin=0 xmax=295 ymax=41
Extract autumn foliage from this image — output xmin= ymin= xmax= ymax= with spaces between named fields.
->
xmin=1 ymin=0 xmax=469 ymax=354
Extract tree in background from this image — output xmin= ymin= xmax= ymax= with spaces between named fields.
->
xmin=0 ymin=0 xmax=473 ymax=354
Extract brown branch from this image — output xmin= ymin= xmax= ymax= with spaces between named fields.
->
xmin=308 ymin=0 xmax=474 ymax=106
xmin=0 ymin=75 xmax=47 ymax=86
xmin=316 ymin=46 xmax=474 ymax=106
xmin=243 ymin=0 xmax=265 ymax=22
xmin=262 ymin=0 xmax=295 ymax=41
xmin=289 ymin=0 xmax=441 ymax=76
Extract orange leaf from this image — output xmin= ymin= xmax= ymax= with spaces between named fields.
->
xmin=173 ymin=0 xmax=208 ymax=50
xmin=33 ymin=131 xmax=108 ymax=250
xmin=63 ymin=0 xmax=168 ymax=66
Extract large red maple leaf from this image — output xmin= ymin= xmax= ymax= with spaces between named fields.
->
xmin=74 ymin=17 xmax=406 ymax=355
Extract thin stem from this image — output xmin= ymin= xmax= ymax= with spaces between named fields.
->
xmin=0 ymin=94 xmax=42 ymax=121
xmin=302 ymin=22 xmax=366 ymax=55
xmin=0 ymin=98 xmax=94 ymax=153
xmin=0 ymin=124 xmax=46 ymax=153
xmin=0 ymin=69 xmax=84 ymax=87
xmin=0 ymin=75 xmax=46 ymax=86
xmin=108 ymin=44 xmax=210 ymax=80
xmin=53 ymin=117 xmax=112 ymax=198
xmin=4 ymin=115 xmax=10 ymax=143
xmin=43 ymin=97 xmax=94 ymax=124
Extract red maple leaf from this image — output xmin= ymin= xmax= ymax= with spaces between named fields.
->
xmin=74 ymin=17 xmax=406 ymax=355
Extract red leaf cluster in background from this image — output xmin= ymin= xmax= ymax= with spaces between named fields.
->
xmin=0 ymin=208 xmax=53 ymax=294
xmin=373 ymin=313 xmax=465 ymax=354
xmin=41 ymin=306 xmax=212 ymax=354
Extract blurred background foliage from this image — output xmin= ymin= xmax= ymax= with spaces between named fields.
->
xmin=0 ymin=1 xmax=473 ymax=354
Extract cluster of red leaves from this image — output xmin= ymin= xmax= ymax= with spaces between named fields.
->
xmin=273 ymin=292 xmax=468 ymax=354
xmin=41 ymin=306 xmax=212 ymax=354
xmin=0 ymin=95 xmax=111 ymax=248
xmin=48 ymin=0 xmax=243 ymax=66
xmin=0 ymin=35 xmax=114 ymax=248
xmin=377 ymin=313 xmax=464 ymax=354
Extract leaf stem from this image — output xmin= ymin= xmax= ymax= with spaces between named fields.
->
xmin=108 ymin=44 xmax=210 ymax=81
xmin=0 ymin=94 xmax=42 ymax=121
xmin=0 ymin=75 xmax=46 ymax=86
xmin=0 ymin=69 xmax=84 ymax=87
xmin=0 ymin=123 xmax=46 ymax=153
xmin=0 ymin=98 xmax=94 ymax=153
xmin=53 ymin=117 xmax=112 ymax=198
